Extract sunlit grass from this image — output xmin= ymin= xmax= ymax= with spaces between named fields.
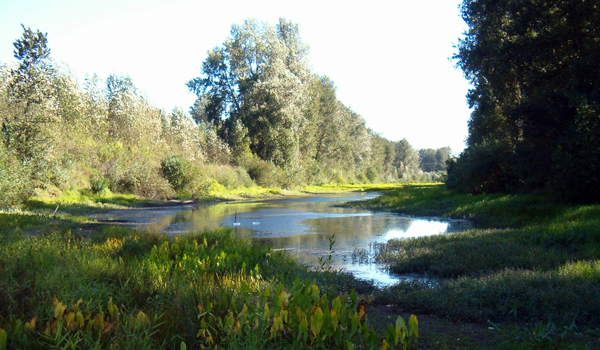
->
xmin=358 ymin=185 xmax=600 ymax=342
xmin=0 ymin=222 xmax=412 ymax=349
xmin=301 ymin=183 xmax=435 ymax=193
xmin=206 ymin=183 xmax=285 ymax=199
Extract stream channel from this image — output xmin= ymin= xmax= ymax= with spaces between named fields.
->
xmin=99 ymin=192 xmax=471 ymax=286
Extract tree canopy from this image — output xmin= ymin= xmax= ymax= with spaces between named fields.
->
xmin=187 ymin=18 xmax=431 ymax=184
xmin=0 ymin=22 xmax=449 ymax=208
xmin=448 ymin=0 xmax=600 ymax=202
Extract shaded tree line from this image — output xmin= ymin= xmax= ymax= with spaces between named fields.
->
xmin=448 ymin=0 xmax=600 ymax=203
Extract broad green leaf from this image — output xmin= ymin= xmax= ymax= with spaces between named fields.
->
xmin=311 ymin=307 xmax=324 ymax=337
xmin=396 ymin=315 xmax=407 ymax=341
xmin=298 ymin=319 xmax=309 ymax=341
xmin=385 ymin=324 xmax=396 ymax=346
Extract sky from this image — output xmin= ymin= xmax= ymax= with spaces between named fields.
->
xmin=0 ymin=0 xmax=472 ymax=154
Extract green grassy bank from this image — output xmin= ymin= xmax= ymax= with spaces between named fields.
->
xmin=351 ymin=185 xmax=600 ymax=349
xmin=0 ymin=204 xmax=417 ymax=349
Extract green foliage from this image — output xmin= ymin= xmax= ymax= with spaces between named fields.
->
xmin=160 ymin=155 xmax=211 ymax=199
xmin=160 ymin=155 xmax=193 ymax=191
xmin=196 ymin=278 xmax=418 ymax=349
xmin=360 ymin=186 xmax=600 ymax=330
xmin=0 ymin=143 xmax=32 ymax=209
xmin=0 ymin=22 xmax=440 ymax=211
xmin=2 ymin=25 xmax=57 ymax=161
xmin=89 ymin=175 xmax=110 ymax=194
xmin=201 ymin=164 xmax=255 ymax=190
xmin=446 ymin=140 xmax=516 ymax=194
xmin=452 ymin=0 xmax=600 ymax=202
xmin=0 ymin=223 xmax=417 ymax=349
xmin=417 ymin=147 xmax=451 ymax=174
xmin=490 ymin=320 xmax=584 ymax=350
xmin=245 ymin=157 xmax=282 ymax=188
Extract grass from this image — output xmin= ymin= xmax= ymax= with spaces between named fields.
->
xmin=0 ymin=202 xmax=417 ymax=349
xmin=354 ymin=184 xmax=600 ymax=349
xmin=8 ymin=182 xmax=598 ymax=348
xmin=300 ymin=183 xmax=418 ymax=194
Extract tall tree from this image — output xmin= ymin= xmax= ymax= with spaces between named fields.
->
xmin=2 ymin=25 xmax=58 ymax=160
xmin=188 ymin=18 xmax=311 ymax=167
xmin=451 ymin=0 xmax=600 ymax=201
xmin=394 ymin=139 xmax=420 ymax=178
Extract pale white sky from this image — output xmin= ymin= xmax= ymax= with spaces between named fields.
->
xmin=0 ymin=0 xmax=471 ymax=153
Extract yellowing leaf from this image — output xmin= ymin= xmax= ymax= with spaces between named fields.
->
xmin=310 ymin=307 xmax=324 ymax=337
xmin=270 ymin=316 xmax=283 ymax=337
xmin=357 ymin=300 xmax=366 ymax=321
xmin=76 ymin=312 xmax=85 ymax=329
xmin=329 ymin=307 xmax=339 ymax=331
xmin=25 ymin=317 xmax=36 ymax=331
xmin=409 ymin=314 xmax=419 ymax=338
xmin=298 ymin=319 xmax=308 ymax=341
xmin=137 ymin=311 xmax=148 ymax=326
xmin=66 ymin=311 xmax=76 ymax=331
xmin=54 ymin=301 xmax=66 ymax=319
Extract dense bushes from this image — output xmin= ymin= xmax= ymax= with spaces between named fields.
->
xmin=446 ymin=141 xmax=517 ymax=194
xmin=160 ymin=155 xmax=210 ymax=198
xmin=0 ymin=144 xmax=32 ymax=209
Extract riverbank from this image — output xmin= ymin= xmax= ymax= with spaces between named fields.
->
xmin=0 ymin=184 xmax=424 ymax=349
xmin=353 ymin=184 xmax=600 ymax=349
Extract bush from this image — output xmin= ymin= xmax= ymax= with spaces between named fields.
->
xmin=0 ymin=145 xmax=32 ymax=209
xmin=245 ymin=158 xmax=281 ymax=188
xmin=160 ymin=155 xmax=192 ymax=191
xmin=201 ymin=165 xmax=255 ymax=190
xmin=160 ymin=155 xmax=211 ymax=199
xmin=90 ymin=175 xmax=110 ymax=194
xmin=446 ymin=141 xmax=517 ymax=194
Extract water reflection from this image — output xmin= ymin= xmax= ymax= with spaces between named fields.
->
xmin=140 ymin=192 xmax=470 ymax=286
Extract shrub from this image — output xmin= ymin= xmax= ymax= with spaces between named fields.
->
xmin=245 ymin=158 xmax=281 ymax=188
xmin=201 ymin=165 xmax=255 ymax=190
xmin=160 ymin=155 xmax=191 ymax=191
xmin=446 ymin=141 xmax=517 ymax=194
xmin=160 ymin=155 xmax=211 ymax=199
xmin=90 ymin=175 xmax=110 ymax=194
xmin=0 ymin=145 xmax=32 ymax=209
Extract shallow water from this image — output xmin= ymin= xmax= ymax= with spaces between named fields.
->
xmin=139 ymin=192 xmax=471 ymax=286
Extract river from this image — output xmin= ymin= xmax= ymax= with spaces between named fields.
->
xmin=98 ymin=192 xmax=470 ymax=286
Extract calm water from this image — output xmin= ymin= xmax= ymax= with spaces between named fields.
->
xmin=138 ymin=192 xmax=470 ymax=286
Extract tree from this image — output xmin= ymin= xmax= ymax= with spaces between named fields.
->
xmin=393 ymin=139 xmax=420 ymax=178
xmin=435 ymin=147 xmax=452 ymax=171
xmin=302 ymin=76 xmax=342 ymax=164
xmin=451 ymin=0 xmax=600 ymax=201
xmin=418 ymin=149 xmax=437 ymax=172
xmin=188 ymin=18 xmax=311 ymax=168
xmin=2 ymin=25 xmax=58 ymax=160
